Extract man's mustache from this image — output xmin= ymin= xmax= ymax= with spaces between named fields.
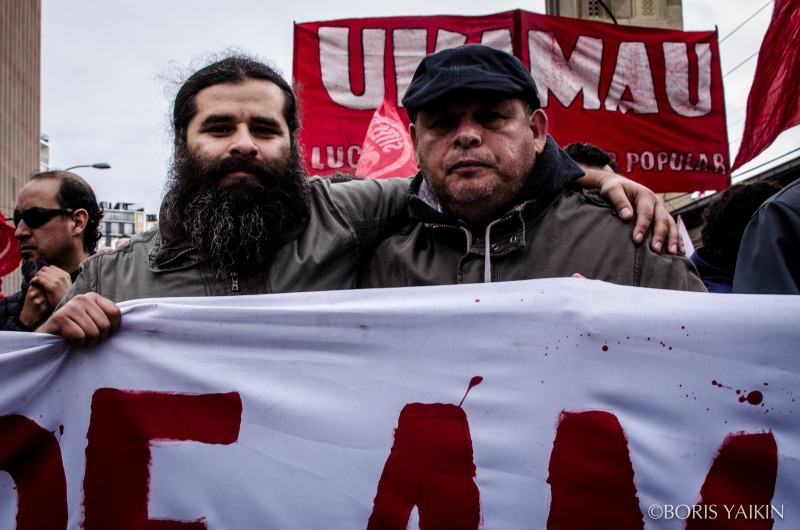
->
xmin=206 ymin=157 xmax=273 ymax=181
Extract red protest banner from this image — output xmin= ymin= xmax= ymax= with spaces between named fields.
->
xmin=293 ymin=10 xmax=729 ymax=192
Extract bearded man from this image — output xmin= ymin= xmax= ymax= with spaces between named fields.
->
xmin=41 ymin=53 xmax=680 ymax=344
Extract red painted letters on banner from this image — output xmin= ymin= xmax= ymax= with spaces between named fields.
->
xmin=83 ymin=389 xmax=243 ymax=530
xmin=0 ymin=400 xmax=778 ymax=527
xmin=294 ymin=10 xmax=729 ymax=192
xmin=0 ymin=415 xmax=67 ymax=529
xmin=368 ymin=403 xmax=481 ymax=529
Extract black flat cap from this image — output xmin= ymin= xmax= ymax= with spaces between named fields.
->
xmin=402 ymin=44 xmax=540 ymax=121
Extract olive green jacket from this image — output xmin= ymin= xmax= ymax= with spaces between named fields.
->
xmin=62 ymin=177 xmax=409 ymax=304
xmin=360 ymin=139 xmax=706 ymax=292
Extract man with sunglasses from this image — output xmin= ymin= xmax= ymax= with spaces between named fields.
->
xmin=0 ymin=171 xmax=102 ymax=331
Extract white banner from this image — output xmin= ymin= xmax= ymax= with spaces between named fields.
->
xmin=1 ymin=279 xmax=798 ymax=529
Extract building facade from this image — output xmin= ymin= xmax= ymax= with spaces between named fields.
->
xmin=545 ymin=0 xmax=683 ymax=29
xmin=40 ymin=133 xmax=49 ymax=172
xmin=1 ymin=0 xmax=41 ymax=296
xmin=98 ymin=202 xmax=157 ymax=250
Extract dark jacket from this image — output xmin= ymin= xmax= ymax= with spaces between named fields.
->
xmin=0 ymin=283 xmax=30 ymax=332
xmin=1 ymin=270 xmax=81 ymax=331
xmin=360 ymin=136 xmax=706 ymax=292
xmin=690 ymin=247 xmax=733 ymax=293
xmin=733 ymin=177 xmax=800 ymax=294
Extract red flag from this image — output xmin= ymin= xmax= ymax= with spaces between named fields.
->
xmin=0 ymin=212 xmax=21 ymax=278
xmin=731 ymin=0 xmax=800 ymax=172
xmin=355 ymin=97 xmax=418 ymax=179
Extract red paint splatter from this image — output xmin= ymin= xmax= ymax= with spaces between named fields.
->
xmin=474 ymin=299 xmax=480 ymax=303
xmin=602 ymin=345 xmax=609 ymax=352
xmin=746 ymin=391 xmax=764 ymax=405
xmin=711 ymin=380 xmax=733 ymax=390
xmin=458 ymin=376 xmax=483 ymax=407
xmin=59 ymin=425 xmax=64 ymax=435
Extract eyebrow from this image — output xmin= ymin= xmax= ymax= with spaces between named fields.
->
xmin=198 ymin=114 xmax=284 ymax=130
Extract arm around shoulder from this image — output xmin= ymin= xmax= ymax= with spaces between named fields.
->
xmin=320 ymin=176 xmax=411 ymax=247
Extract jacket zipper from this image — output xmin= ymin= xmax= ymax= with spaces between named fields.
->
xmin=154 ymin=246 xmax=199 ymax=267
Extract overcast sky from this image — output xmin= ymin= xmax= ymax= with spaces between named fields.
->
xmin=41 ymin=0 xmax=794 ymax=214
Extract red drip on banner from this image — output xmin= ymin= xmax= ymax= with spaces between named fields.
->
xmin=459 ymin=376 xmax=484 ymax=407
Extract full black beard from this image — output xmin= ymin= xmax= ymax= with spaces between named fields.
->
xmin=163 ymin=144 xmax=311 ymax=278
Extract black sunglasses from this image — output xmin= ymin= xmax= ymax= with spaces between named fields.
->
xmin=13 ymin=207 xmax=75 ymax=228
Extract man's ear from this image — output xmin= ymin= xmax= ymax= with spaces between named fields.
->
xmin=529 ymin=109 xmax=548 ymax=155
xmin=71 ymin=209 xmax=89 ymax=237
xmin=410 ymin=123 xmax=421 ymax=166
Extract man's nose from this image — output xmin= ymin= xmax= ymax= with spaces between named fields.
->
xmin=453 ymin=119 xmax=482 ymax=148
xmin=14 ymin=222 xmax=30 ymax=241
xmin=228 ymin=126 xmax=259 ymax=157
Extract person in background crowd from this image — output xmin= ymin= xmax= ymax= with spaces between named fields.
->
xmin=565 ymin=141 xmax=622 ymax=175
xmin=689 ymin=180 xmax=783 ymax=293
xmin=0 ymin=171 xmax=102 ymax=331
xmin=359 ymin=45 xmax=704 ymax=291
xmin=38 ymin=52 xmax=682 ymax=345
xmin=733 ymin=177 xmax=799 ymax=294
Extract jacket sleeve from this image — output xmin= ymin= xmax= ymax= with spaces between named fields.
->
xmin=55 ymin=259 xmax=95 ymax=310
xmin=322 ymin=177 xmax=410 ymax=248
xmin=0 ymin=291 xmax=34 ymax=332
xmin=733 ymin=190 xmax=800 ymax=295
xmin=638 ymin=231 xmax=708 ymax=292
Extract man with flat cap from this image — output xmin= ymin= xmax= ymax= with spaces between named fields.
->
xmin=38 ymin=51 xmax=691 ymax=345
xmin=359 ymin=44 xmax=705 ymax=291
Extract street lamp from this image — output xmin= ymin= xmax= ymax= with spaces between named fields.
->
xmin=64 ymin=163 xmax=111 ymax=171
